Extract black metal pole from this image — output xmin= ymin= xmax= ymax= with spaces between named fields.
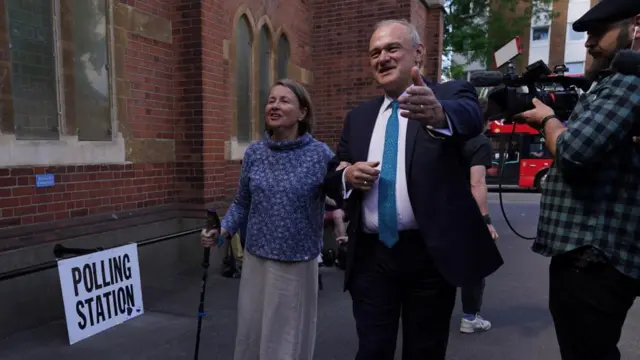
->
xmin=0 ymin=228 xmax=202 ymax=284
xmin=53 ymin=244 xmax=103 ymax=258
xmin=194 ymin=209 xmax=220 ymax=360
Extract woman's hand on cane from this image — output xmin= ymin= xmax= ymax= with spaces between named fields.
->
xmin=201 ymin=228 xmax=228 ymax=248
xmin=200 ymin=228 xmax=218 ymax=248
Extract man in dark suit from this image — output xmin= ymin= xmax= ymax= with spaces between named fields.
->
xmin=324 ymin=19 xmax=503 ymax=360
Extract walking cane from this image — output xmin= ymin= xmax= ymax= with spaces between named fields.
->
xmin=194 ymin=209 xmax=221 ymax=360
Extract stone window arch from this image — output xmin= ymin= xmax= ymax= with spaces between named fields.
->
xmin=276 ymin=34 xmax=290 ymax=80
xmin=257 ymin=25 xmax=272 ymax=136
xmin=235 ymin=15 xmax=253 ymax=142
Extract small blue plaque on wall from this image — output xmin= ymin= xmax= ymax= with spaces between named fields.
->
xmin=35 ymin=174 xmax=55 ymax=188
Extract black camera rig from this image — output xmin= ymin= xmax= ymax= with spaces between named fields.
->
xmin=471 ymin=59 xmax=592 ymax=123
xmin=473 ymin=40 xmax=639 ymax=241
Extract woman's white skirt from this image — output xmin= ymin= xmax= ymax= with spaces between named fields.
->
xmin=233 ymin=251 xmax=319 ymax=360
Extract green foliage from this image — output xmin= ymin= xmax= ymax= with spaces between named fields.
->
xmin=444 ymin=62 xmax=467 ymax=80
xmin=443 ymin=0 xmax=557 ymax=72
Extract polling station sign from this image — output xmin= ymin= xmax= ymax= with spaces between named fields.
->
xmin=57 ymin=243 xmax=144 ymax=345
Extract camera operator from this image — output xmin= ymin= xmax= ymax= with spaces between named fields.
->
xmin=515 ymin=1 xmax=640 ymax=359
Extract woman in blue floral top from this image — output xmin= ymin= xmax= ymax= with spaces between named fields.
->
xmin=201 ymin=79 xmax=335 ymax=360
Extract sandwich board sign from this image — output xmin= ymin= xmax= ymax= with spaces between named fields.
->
xmin=57 ymin=243 xmax=144 ymax=345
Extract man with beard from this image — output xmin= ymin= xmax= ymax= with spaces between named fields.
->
xmin=515 ymin=0 xmax=640 ymax=359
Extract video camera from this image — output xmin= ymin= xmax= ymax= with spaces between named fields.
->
xmin=470 ymin=37 xmax=592 ymax=123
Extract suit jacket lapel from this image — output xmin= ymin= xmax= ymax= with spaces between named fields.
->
xmin=356 ymin=96 xmax=385 ymax=162
xmin=405 ymin=77 xmax=435 ymax=178
xmin=405 ymin=119 xmax=419 ymax=179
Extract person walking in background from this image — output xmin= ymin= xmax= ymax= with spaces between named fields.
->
xmin=325 ymin=195 xmax=348 ymax=244
xmin=201 ymin=79 xmax=334 ymax=360
xmin=324 ymin=194 xmax=349 ymax=271
xmin=459 ymin=119 xmax=500 ymax=334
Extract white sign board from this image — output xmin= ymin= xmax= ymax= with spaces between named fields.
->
xmin=57 ymin=243 xmax=144 ymax=345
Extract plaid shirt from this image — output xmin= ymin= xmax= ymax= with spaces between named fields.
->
xmin=532 ymin=72 xmax=640 ymax=279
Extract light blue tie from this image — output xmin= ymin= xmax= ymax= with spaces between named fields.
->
xmin=378 ymin=101 xmax=399 ymax=248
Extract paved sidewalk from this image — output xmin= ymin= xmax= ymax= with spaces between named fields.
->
xmin=2 ymin=196 xmax=639 ymax=360
xmin=0 ymin=266 xmax=356 ymax=360
xmin=0 ymin=267 xmax=241 ymax=360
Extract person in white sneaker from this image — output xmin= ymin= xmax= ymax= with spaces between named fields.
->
xmin=459 ymin=121 xmax=499 ymax=334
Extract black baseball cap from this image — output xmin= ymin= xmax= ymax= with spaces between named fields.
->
xmin=572 ymin=0 xmax=640 ymax=33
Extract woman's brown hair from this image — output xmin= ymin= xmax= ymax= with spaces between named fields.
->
xmin=268 ymin=79 xmax=315 ymax=136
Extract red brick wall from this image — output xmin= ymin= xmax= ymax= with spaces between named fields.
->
xmin=412 ymin=2 xmax=428 ymax=62
xmin=215 ymin=0 xmax=314 ymax=205
xmin=172 ymin=0 xmax=207 ymax=205
xmin=0 ymin=0 xmax=314 ymax=248
xmin=0 ymin=0 xmax=444 ymax=250
xmin=0 ymin=1 xmax=178 ymax=245
xmin=548 ymin=0 xmax=569 ymax=68
xmin=422 ymin=6 xmax=445 ymax=83
xmin=311 ymin=0 xmax=439 ymax=148
xmin=0 ymin=164 xmax=174 ymax=229
xmin=200 ymin=0 xmax=231 ymax=205
xmin=410 ymin=1 xmax=444 ymax=82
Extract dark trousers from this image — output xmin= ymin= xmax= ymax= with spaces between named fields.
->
xmin=549 ymin=253 xmax=640 ymax=360
xmin=461 ymin=278 xmax=485 ymax=315
xmin=349 ymin=230 xmax=456 ymax=360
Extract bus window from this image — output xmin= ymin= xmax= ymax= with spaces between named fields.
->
xmin=525 ymin=135 xmax=552 ymax=159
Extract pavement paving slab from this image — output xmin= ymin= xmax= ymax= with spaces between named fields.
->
xmin=1 ymin=194 xmax=639 ymax=360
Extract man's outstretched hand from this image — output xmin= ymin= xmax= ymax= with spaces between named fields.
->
xmin=398 ymin=67 xmax=446 ymax=129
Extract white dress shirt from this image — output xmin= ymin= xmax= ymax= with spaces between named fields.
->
xmin=342 ymin=93 xmax=453 ymax=234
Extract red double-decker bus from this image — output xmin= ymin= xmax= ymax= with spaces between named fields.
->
xmin=485 ymin=121 xmax=553 ymax=191
xmin=477 ymin=72 xmax=587 ymax=190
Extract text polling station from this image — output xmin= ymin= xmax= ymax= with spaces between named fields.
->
xmin=57 ymin=243 xmax=144 ymax=345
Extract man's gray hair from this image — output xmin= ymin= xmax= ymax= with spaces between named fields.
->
xmin=373 ymin=19 xmax=422 ymax=48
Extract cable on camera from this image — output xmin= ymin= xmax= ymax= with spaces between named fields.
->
xmin=496 ymin=121 xmax=537 ymax=241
